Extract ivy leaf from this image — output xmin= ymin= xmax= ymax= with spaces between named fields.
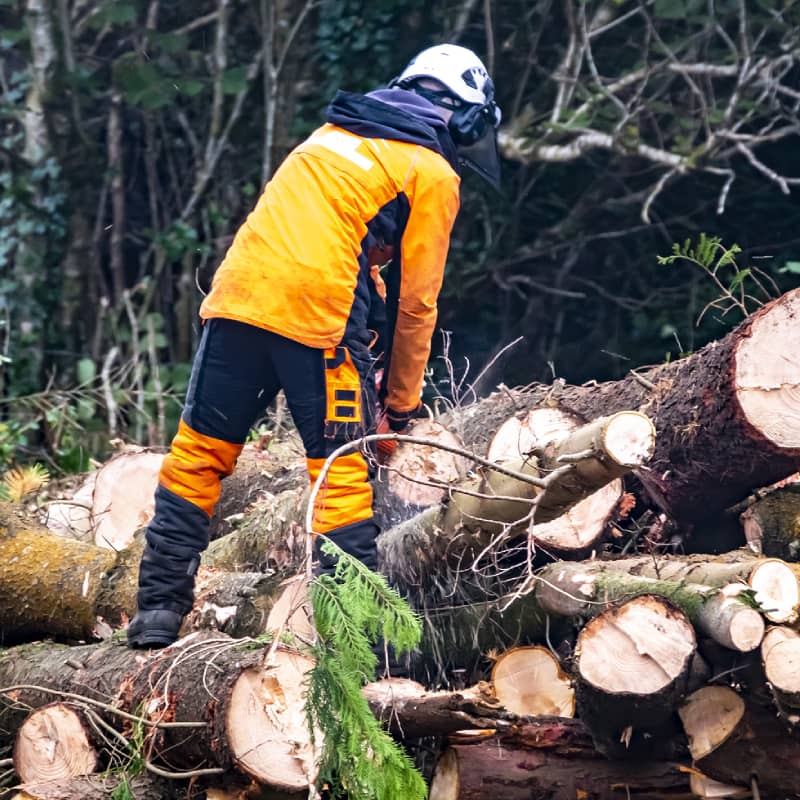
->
xmin=221 ymin=66 xmax=249 ymax=95
xmin=77 ymin=358 xmax=96 ymax=385
xmin=654 ymin=0 xmax=686 ymax=18
xmin=779 ymin=261 xmax=800 ymax=274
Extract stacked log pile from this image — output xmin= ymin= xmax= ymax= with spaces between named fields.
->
xmin=2 ymin=288 xmax=800 ymax=799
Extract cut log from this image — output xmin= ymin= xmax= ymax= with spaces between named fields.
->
xmin=11 ymin=775 xmax=177 ymax=800
xmin=761 ymin=626 xmax=800 ymax=725
xmin=0 ymin=632 xmax=317 ymax=790
xmin=558 ymin=289 xmax=800 ymax=522
xmin=679 ymin=685 xmax=800 ymax=796
xmin=484 ymin=408 xmax=630 ymax=560
xmin=13 ymin=704 xmax=98 ymax=785
xmin=362 ymin=678 xmax=510 ymax=738
xmin=44 ymin=440 xmax=307 ymax=550
xmin=602 ymin=552 xmax=799 ymax=624
xmin=429 ymin=718 xmax=691 ymax=800
xmin=0 ymin=509 xmax=138 ymax=642
xmin=377 ymin=418 xmax=466 ymax=527
xmin=202 ymin=488 xmax=306 ymax=574
xmin=490 ymin=646 xmax=575 ymax=717
xmin=91 ymin=450 xmax=164 ymax=549
xmin=0 ymin=511 xmax=297 ymax=643
xmin=536 ymin=561 xmax=765 ymax=652
xmin=574 ymin=595 xmax=696 ymax=758
xmin=445 ymin=410 xmax=654 ymax=539
xmin=454 ymin=289 xmax=800 ymax=524
xmin=740 ymin=483 xmax=800 ymax=562
xmin=182 ymin=569 xmax=285 ymax=639
xmin=378 ymin=411 xmax=654 ymax=587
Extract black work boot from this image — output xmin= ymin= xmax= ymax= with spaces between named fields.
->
xmin=127 ymin=539 xmax=200 ymax=649
xmin=127 ymin=609 xmax=184 ymax=648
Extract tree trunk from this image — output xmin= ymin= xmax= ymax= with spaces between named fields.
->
xmin=574 ymin=595 xmax=696 ymax=759
xmin=601 ymin=551 xmax=799 ymax=625
xmin=536 ymin=561 xmax=765 ymax=652
xmin=0 ymin=633 xmax=317 ymax=790
xmin=378 ymin=411 xmax=654 ymax=587
xmin=679 ymin=685 xmax=800 ymax=796
xmin=556 ymin=289 xmax=800 ymax=522
xmin=3 ymin=503 xmax=301 ymax=643
xmin=11 ymin=775 xmax=178 ymax=800
xmin=454 ymin=289 xmax=800 ymax=525
xmin=429 ymin=719 xmax=691 ymax=800
xmin=740 ymin=483 xmax=800 ymax=562
xmin=0 ymin=506 xmax=137 ymax=642
xmin=202 ymin=488 xmax=306 ymax=573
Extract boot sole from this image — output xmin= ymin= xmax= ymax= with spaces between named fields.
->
xmin=127 ymin=630 xmax=179 ymax=648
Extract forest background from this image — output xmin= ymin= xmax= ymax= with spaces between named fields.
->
xmin=1 ymin=0 xmax=798 ymax=475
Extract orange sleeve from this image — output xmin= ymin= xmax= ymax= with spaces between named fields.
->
xmin=385 ymin=172 xmax=460 ymax=413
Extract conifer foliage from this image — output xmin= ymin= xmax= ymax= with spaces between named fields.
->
xmin=306 ymin=539 xmax=426 ymax=800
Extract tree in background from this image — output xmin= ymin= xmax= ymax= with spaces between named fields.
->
xmin=0 ymin=0 xmax=798 ymax=469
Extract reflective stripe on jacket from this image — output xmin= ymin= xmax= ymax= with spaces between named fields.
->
xmin=199 ymin=90 xmax=460 ymax=415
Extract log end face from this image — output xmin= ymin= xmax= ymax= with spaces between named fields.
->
xmin=679 ymin=686 xmax=745 ymax=761
xmin=764 ymin=637 xmax=800 ymax=696
xmin=428 ymin=748 xmax=460 ymax=800
xmin=227 ymin=653 xmax=318 ymax=790
xmin=602 ymin=411 xmax=656 ymax=467
xmin=749 ymin=560 xmax=800 ymax=623
xmin=735 ymin=292 xmax=800 ymax=451
xmin=727 ymin=606 xmax=765 ymax=653
xmin=492 ymin=645 xmax=575 ymax=717
xmin=577 ymin=596 xmax=695 ymax=695
xmin=13 ymin=705 xmax=97 ymax=785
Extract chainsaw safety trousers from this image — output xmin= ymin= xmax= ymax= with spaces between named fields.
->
xmin=134 ymin=318 xmax=379 ymax=614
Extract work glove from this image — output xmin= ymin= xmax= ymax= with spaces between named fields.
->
xmin=375 ymin=406 xmax=417 ymax=463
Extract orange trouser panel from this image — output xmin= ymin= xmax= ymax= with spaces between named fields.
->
xmin=323 ymin=345 xmax=363 ymax=429
xmin=158 ymin=419 xmax=243 ymax=517
xmin=307 ymin=452 xmax=373 ymax=533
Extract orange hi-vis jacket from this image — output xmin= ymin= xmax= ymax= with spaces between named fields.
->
xmin=199 ymin=89 xmax=461 ymax=415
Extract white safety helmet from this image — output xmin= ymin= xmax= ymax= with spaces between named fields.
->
xmin=392 ymin=44 xmax=502 ymax=188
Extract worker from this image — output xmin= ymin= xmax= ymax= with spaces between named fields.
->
xmin=127 ymin=43 xmax=502 ymax=648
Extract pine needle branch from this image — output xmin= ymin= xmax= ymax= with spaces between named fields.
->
xmin=305 ymin=540 xmax=426 ymax=800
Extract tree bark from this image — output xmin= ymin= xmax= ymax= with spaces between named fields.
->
xmin=679 ymin=685 xmax=800 ymax=796
xmin=740 ymin=483 xmax=800 ymax=562
xmin=0 ymin=505 xmax=137 ymax=642
xmin=0 ymin=633 xmax=317 ymax=790
xmin=362 ymin=678 xmax=511 ymax=739
xmin=574 ymin=595 xmax=696 ymax=759
xmin=536 ymin=561 xmax=765 ymax=652
xmin=429 ymin=719 xmax=691 ymax=800
xmin=556 ymin=290 xmax=800 ymax=522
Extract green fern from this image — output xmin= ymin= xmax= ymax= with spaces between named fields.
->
xmin=306 ymin=539 xmax=426 ymax=800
